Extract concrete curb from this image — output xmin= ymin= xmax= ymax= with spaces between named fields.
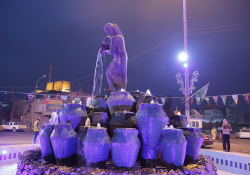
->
xmin=0 ymin=144 xmax=40 ymax=165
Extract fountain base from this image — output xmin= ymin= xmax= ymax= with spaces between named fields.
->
xmin=43 ymin=153 xmax=56 ymax=164
xmin=140 ymin=158 xmax=156 ymax=168
xmin=16 ymin=149 xmax=218 ymax=175
xmin=163 ymin=161 xmax=183 ymax=171
xmin=114 ymin=165 xmax=135 ymax=170
xmin=86 ymin=160 xmax=107 ymax=169
xmin=56 ymin=153 xmax=76 ymax=167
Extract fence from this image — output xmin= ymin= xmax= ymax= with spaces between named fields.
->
xmin=199 ymin=149 xmax=250 ymax=174
xmin=0 ymin=144 xmax=40 ymax=165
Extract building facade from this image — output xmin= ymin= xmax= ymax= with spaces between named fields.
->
xmin=203 ymin=109 xmax=223 ymax=123
xmin=11 ymin=90 xmax=92 ymax=128
xmin=203 ymin=102 xmax=244 ymax=124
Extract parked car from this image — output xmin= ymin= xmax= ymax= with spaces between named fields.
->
xmin=1 ymin=122 xmax=27 ymax=132
xmin=201 ymin=133 xmax=215 ymax=147
xmin=235 ymin=129 xmax=250 ymax=139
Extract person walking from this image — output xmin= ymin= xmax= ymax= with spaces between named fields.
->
xmin=211 ymin=127 xmax=217 ymax=140
xmin=221 ymin=119 xmax=232 ymax=152
xmin=33 ymin=118 xmax=40 ymax=144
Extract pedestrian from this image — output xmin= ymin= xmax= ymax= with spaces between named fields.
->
xmin=219 ymin=129 xmax=223 ymax=146
xmin=221 ymin=119 xmax=232 ymax=152
xmin=33 ymin=118 xmax=40 ymax=144
xmin=211 ymin=127 xmax=217 ymax=140
xmin=85 ymin=117 xmax=91 ymax=127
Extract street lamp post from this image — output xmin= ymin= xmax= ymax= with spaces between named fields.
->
xmin=31 ymin=75 xmax=46 ymax=129
xmin=183 ymin=0 xmax=190 ymax=124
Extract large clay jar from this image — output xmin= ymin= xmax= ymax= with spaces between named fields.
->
xmin=106 ymin=91 xmax=135 ymax=115
xmin=136 ymin=95 xmax=158 ymax=111
xmin=109 ymin=111 xmax=137 ymax=138
xmin=76 ymin=126 xmax=90 ymax=166
xmin=92 ymin=96 xmax=109 ymax=113
xmin=135 ymin=103 xmax=169 ymax=168
xmin=59 ymin=104 xmax=88 ymax=131
xmin=168 ymin=115 xmax=188 ymax=128
xmin=90 ymin=112 xmax=110 ymax=128
xmin=180 ymin=127 xmax=204 ymax=165
xmin=83 ymin=127 xmax=110 ymax=168
xmin=111 ymin=128 xmax=141 ymax=169
xmin=50 ymin=123 xmax=76 ymax=167
xmin=160 ymin=129 xmax=187 ymax=171
xmin=39 ymin=124 xmax=56 ymax=163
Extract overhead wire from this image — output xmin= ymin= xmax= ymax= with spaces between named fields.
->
xmin=189 ymin=26 xmax=250 ymax=35
xmin=188 ymin=22 xmax=250 ymax=31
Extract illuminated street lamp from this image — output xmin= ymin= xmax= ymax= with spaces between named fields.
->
xmin=31 ymin=75 xmax=46 ymax=128
xmin=178 ymin=52 xmax=188 ymax=62
xmin=176 ymin=1 xmax=200 ymax=124
xmin=183 ymin=63 xmax=188 ymax=68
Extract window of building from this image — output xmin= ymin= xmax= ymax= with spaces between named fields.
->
xmin=192 ymin=121 xmax=195 ymax=127
xmin=196 ymin=121 xmax=199 ymax=127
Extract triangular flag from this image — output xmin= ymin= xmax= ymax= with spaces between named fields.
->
xmin=243 ymin=94 xmax=250 ymax=105
xmin=74 ymin=98 xmax=80 ymax=103
xmin=194 ymin=83 xmax=209 ymax=104
xmin=27 ymin=93 xmax=35 ymax=104
xmin=232 ymin=95 xmax=238 ymax=105
xmin=161 ymin=98 xmax=166 ymax=105
xmin=190 ymin=96 xmax=193 ymax=105
xmin=205 ymin=97 xmax=210 ymax=104
xmin=221 ymin=96 xmax=227 ymax=105
xmin=60 ymin=95 xmax=68 ymax=102
xmin=196 ymin=97 xmax=201 ymax=105
xmin=213 ymin=96 xmax=218 ymax=105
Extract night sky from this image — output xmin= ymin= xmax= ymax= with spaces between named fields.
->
xmin=1 ymin=0 xmax=250 ymax=112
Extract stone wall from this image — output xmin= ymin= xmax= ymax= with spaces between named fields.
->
xmin=16 ymin=149 xmax=217 ymax=175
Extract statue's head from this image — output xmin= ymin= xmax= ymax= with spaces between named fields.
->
xmin=104 ymin=23 xmax=123 ymax=36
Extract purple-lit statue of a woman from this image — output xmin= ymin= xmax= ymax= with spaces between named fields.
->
xmin=101 ymin=23 xmax=127 ymax=92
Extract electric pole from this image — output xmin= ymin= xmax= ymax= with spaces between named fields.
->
xmin=11 ymin=85 xmax=16 ymax=122
xmin=49 ymin=61 xmax=53 ymax=82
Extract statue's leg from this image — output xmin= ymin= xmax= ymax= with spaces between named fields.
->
xmin=105 ymin=72 xmax=115 ymax=92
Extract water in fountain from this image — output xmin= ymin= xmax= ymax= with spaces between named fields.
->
xmin=92 ymin=49 xmax=105 ymax=98
xmin=146 ymin=89 xmax=151 ymax=95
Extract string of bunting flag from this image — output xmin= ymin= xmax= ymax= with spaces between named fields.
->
xmin=1 ymin=90 xmax=250 ymax=105
xmin=188 ymin=94 xmax=250 ymax=106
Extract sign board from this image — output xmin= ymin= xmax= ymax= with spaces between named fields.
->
xmin=46 ymin=100 xmax=63 ymax=112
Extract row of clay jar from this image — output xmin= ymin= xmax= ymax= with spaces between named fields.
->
xmin=39 ymin=123 xmax=204 ymax=170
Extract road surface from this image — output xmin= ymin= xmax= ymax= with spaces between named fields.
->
xmin=202 ymin=134 xmax=250 ymax=154
xmin=0 ymin=130 xmax=36 ymax=146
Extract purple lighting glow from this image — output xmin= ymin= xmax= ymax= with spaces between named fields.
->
xmin=183 ymin=63 xmax=188 ymax=68
xmin=1 ymin=149 xmax=8 ymax=155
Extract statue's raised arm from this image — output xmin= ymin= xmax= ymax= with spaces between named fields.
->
xmin=100 ymin=23 xmax=128 ymax=92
